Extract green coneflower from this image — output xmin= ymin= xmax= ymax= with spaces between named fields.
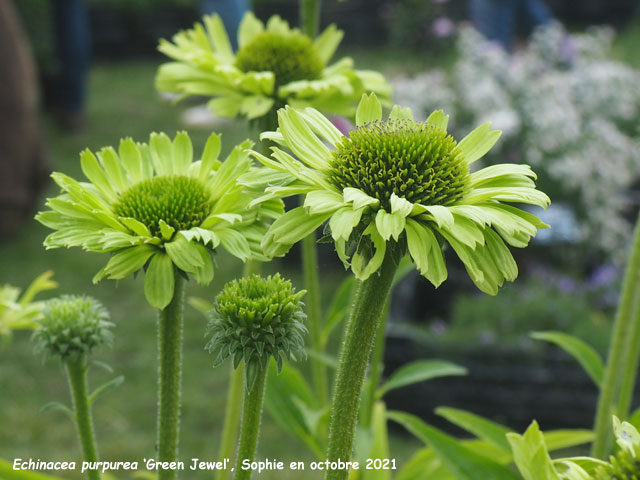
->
xmin=35 ymin=132 xmax=282 ymax=480
xmin=155 ymin=13 xmax=391 ymax=120
xmin=206 ymin=274 xmax=306 ymax=480
xmin=32 ymin=295 xmax=114 ymax=480
xmin=245 ymin=93 xmax=549 ymax=480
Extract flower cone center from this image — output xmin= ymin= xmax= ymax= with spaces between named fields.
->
xmin=329 ymin=120 xmax=470 ymax=210
xmin=114 ymin=175 xmax=211 ymax=237
xmin=235 ymin=31 xmax=323 ymax=88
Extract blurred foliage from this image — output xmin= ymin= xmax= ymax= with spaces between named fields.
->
xmin=441 ymin=278 xmax=613 ymax=353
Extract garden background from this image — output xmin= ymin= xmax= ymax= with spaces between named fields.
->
xmin=3 ymin=0 xmax=640 ymax=478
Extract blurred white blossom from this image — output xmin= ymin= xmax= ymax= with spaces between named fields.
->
xmin=393 ymin=22 xmax=640 ymax=260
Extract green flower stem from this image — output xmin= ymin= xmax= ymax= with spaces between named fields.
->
xmin=66 ymin=356 xmax=100 ymax=480
xmin=215 ymin=363 xmax=245 ymax=480
xmin=361 ymin=299 xmax=390 ymax=429
xmin=157 ymin=273 xmax=186 ymax=479
xmin=592 ymin=211 xmax=640 ymax=458
xmin=303 ymin=231 xmax=328 ymax=405
xmin=234 ymin=366 xmax=268 ymax=480
xmin=616 ymin=303 xmax=640 ymax=418
xmin=300 ymin=0 xmax=321 ymax=38
xmin=325 ymin=252 xmax=398 ymax=480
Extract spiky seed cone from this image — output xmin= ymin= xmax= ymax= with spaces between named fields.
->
xmin=32 ymin=295 xmax=113 ymax=361
xmin=205 ymin=274 xmax=307 ymax=390
xmin=329 ymin=119 xmax=470 ymax=211
xmin=114 ymin=175 xmax=211 ymax=238
xmin=235 ymin=31 xmax=323 ymax=88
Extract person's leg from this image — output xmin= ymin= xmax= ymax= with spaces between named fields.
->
xmin=470 ymin=0 xmax=517 ymax=51
xmin=52 ymin=0 xmax=90 ymax=121
xmin=518 ymin=0 xmax=553 ymax=36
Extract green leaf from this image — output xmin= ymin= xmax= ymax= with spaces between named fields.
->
xmin=377 ymin=360 xmax=467 ymax=397
xmin=507 ymin=421 xmax=561 ymax=480
xmin=89 ymin=360 xmax=114 ymax=373
xmin=144 ymin=253 xmax=175 ymax=309
xmin=388 ymin=411 xmax=521 ymax=480
xmin=543 ymin=430 xmax=594 ymax=451
xmin=0 ymin=459 xmax=70 ymax=479
xmin=264 ymin=362 xmax=324 ymax=458
xmin=321 ymin=276 xmax=356 ymax=346
xmin=530 ymin=331 xmax=603 ymax=388
xmin=356 ymin=93 xmax=383 ymax=126
xmin=435 ymin=407 xmax=512 ymax=453
xmin=395 ymin=448 xmax=452 ymax=480
xmin=40 ymin=401 xmax=74 ymax=420
xmin=455 ymin=122 xmax=501 ymax=164
xmin=88 ymin=376 xmax=125 ymax=405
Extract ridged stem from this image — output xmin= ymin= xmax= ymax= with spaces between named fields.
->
xmin=325 ymin=252 xmax=398 ymax=480
xmin=592 ymin=211 xmax=640 ymax=458
xmin=234 ymin=367 xmax=268 ymax=480
xmin=215 ymin=364 xmax=245 ymax=480
xmin=300 ymin=0 xmax=321 ymax=38
xmin=302 ymin=231 xmax=328 ymax=405
xmin=66 ymin=356 xmax=100 ymax=480
xmin=157 ymin=274 xmax=186 ymax=479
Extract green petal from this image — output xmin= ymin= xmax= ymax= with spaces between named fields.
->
xmin=426 ymin=110 xmax=449 ymax=130
xmin=216 ymin=228 xmax=250 ymax=261
xmin=352 ymin=223 xmax=386 ymax=281
xmin=405 ymin=219 xmax=447 ymax=287
xmin=159 ymin=220 xmax=175 ymax=241
xmin=165 ymin=236 xmax=205 ymax=273
xmin=343 ymin=187 xmax=379 ymax=210
xmin=416 ymin=205 xmax=454 ymax=229
xmin=390 ymin=193 xmax=413 ymax=218
xmin=265 ymin=15 xmax=290 ymax=35
xmin=180 ymin=227 xmax=220 ymax=248
xmin=207 ymin=143 xmax=251 ymax=202
xmin=278 ymin=107 xmax=332 ymax=170
xmin=299 ymin=108 xmax=344 ymax=147
xmin=149 ymin=132 xmax=174 ymax=176
xmin=94 ymin=244 xmax=156 ymax=282
xmin=329 ymin=206 xmax=365 ymax=241
xmin=172 ymin=131 xmax=193 ymax=175
xmin=191 ymin=243 xmax=214 ymax=285
xmin=241 ymin=95 xmax=275 ymax=119
xmin=118 ymin=138 xmax=144 ymax=184
xmin=461 ymin=187 xmax=550 ymax=208
xmin=441 ymin=214 xmax=485 ymax=249
xmin=266 ymin=206 xmax=330 ymax=247
xmin=98 ymin=147 xmax=127 ymax=193
xmin=314 ymin=24 xmax=344 ymax=65
xmin=203 ymin=14 xmax=234 ymax=64
xmin=375 ymin=209 xmax=405 ymax=241
xmin=198 ymin=133 xmax=222 ymax=182
xmin=470 ymin=164 xmax=537 ymax=185
xmin=454 ymin=122 xmax=502 ymax=165
xmin=119 ymin=217 xmax=153 ymax=237
xmin=80 ymin=149 xmax=117 ymax=202
xmin=389 ymin=105 xmax=414 ymax=122
xmin=304 ymin=190 xmax=344 ymax=215
xmin=484 ymin=228 xmax=518 ymax=282
xmin=237 ymin=11 xmax=264 ymax=49
xmin=355 ymin=93 xmax=382 ymax=126
xmin=144 ymin=253 xmax=175 ymax=310
xmin=207 ymin=95 xmax=242 ymax=118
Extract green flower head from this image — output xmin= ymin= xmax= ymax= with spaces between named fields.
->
xmin=0 ymin=271 xmax=57 ymax=343
xmin=32 ymin=295 xmax=113 ymax=361
xmin=205 ymin=274 xmax=307 ymax=390
xmin=155 ymin=13 xmax=391 ymax=119
xmin=594 ymin=416 xmax=640 ymax=479
xmin=246 ymin=93 xmax=551 ymax=295
xmin=36 ymin=132 xmax=283 ymax=309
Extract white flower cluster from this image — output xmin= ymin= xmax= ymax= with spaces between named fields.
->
xmin=394 ymin=22 xmax=640 ymax=259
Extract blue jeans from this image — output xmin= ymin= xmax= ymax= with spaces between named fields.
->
xmin=199 ymin=0 xmax=250 ymax=50
xmin=470 ymin=0 xmax=553 ymax=51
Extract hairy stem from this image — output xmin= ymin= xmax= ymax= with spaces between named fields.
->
xmin=325 ymin=252 xmax=398 ymax=480
xmin=300 ymin=0 xmax=321 ymax=38
xmin=157 ymin=274 xmax=186 ymax=479
xmin=592 ymin=211 xmax=640 ymax=458
xmin=215 ymin=364 xmax=245 ymax=480
xmin=234 ymin=367 xmax=268 ymax=480
xmin=66 ymin=356 xmax=100 ymax=480
xmin=302 ymin=231 xmax=328 ymax=405
xmin=361 ymin=299 xmax=390 ymax=429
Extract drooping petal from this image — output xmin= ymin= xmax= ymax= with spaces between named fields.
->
xmin=144 ymin=253 xmax=175 ymax=309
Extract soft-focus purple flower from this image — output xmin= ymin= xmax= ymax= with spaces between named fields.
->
xmin=330 ymin=115 xmax=354 ymax=136
xmin=432 ymin=17 xmax=455 ymax=38
xmin=430 ymin=319 xmax=447 ymax=336
xmin=588 ymin=264 xmax=619 ymax=289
